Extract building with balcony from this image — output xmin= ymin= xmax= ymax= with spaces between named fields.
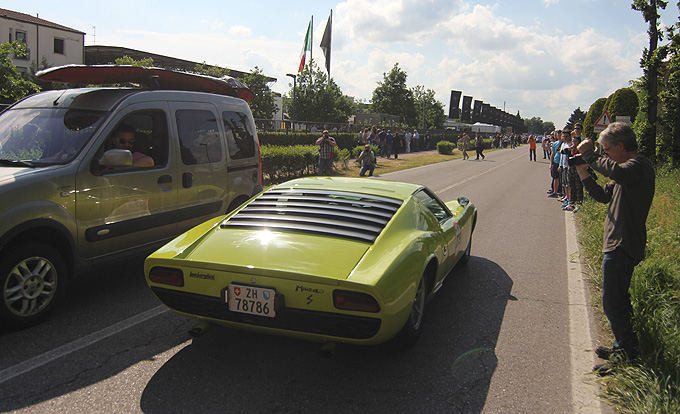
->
xmin=1 ymin=8 xmax=85 ymax=73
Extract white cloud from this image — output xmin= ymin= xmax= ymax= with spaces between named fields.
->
xmin=544 ymin=0 xmax=560 ymax=6
xmin=228 ymin=25 xmax=252 ymax=37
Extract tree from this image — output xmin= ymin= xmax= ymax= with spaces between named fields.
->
xmin=660 ymin=11 xmax=680 ymax=166
xmin=604 ymin=88 xmax=639 ymax=121
xmin=565 ymin=107 xmax=586 ymax=130
xmin=240 ymin=67 xmax=277 ymax=119
xmin=583 ymin=97 xmax=607 ymax=139
xmin=115 ymin=55 xmax=154 ymax=67
xmin=524 ymin=116 xmax=545 ymax=134
xmin=288 ymin=60 xmax=354 ymax=123
xmin=632 ymin=0 xmax=667 ymax=163
xmin=371 ymin=63 xmax=416 ymax=126
xmin=193 ymin=63 xmax=277 ymax=120
xmin=0 ymin=42 xmax=40 ymax=103
xmin=542 ymin=121 xmax=556 ymax=133
xmin=411 ymin=85 xmax=446 ymax=129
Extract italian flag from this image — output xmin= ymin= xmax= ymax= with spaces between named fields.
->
xmin=298 ymin=19 xmax=312 ymax=72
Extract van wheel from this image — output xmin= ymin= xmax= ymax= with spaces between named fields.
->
xmin=0 ymin=243 xmax=67 ymax=330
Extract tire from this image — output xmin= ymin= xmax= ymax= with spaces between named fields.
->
xmin=396 ymin=275 xmax=427 ymax=347
xmin=458 ymin=234 xmax=472 ymax=266
xmin=0 ymin=242 xmax=67 ymax=330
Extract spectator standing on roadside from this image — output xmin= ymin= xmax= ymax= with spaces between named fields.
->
xmin=558 ymin=129 xmax=572 ymax=208
xmin=358 ymin=144 xmax=376 ymax=176
xmin=315 ymin=130 xmax=337 ymax=176
xmin=574 ymin=122 xmax=655 ymax=374
xmin=392 ymin=130 xmax=402 ymax=159
xmin=461 ymin=133 xmax=471 ymax=160
xmin=528 ymin=135 xmax=537 ymax=161
xmin=378 ymin=128 xmax=387 ymax=157
xmin=412 ymin=130 xmax=420 ymax=152
xmin=385 ymin=130 xmax=394 ymax=158
xmin=564 ymin=132 xmax=584 ymax=212
xmin=404 ymin=130 xmax=412 ymax=153
xmin=475 ymin=133 xmax=485 ymax=160
xmin=542 ymin=135 xmax=551 ymax=159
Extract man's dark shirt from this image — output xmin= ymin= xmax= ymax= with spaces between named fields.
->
xmin=581 ymin=150 xmax=655 ymax=262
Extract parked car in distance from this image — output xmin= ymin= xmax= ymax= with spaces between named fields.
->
xmin=0 ymin=65 xmax=262 ymax=329
xmin=145 ymin=177 xmax=477 ymax=347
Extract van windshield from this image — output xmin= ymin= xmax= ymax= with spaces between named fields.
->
xmin=0 ymin=108 xmax=106 ymax=165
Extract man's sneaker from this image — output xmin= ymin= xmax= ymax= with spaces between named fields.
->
xmin=547 ymin=190 xmax=554 ymax=194
xmin=561 ymin=201 xmax=570 ymax=208
xmin=559 ymin=196 xmax=568 ymax=202
xmin=547 ymin=193 xmax=558 ymax=198
xmin=563 ymin=204 xmax=574 ymax=211
xmin=572 ymin=205 xmax=580 ymax=213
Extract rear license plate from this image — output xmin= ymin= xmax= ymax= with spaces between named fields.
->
xmin=227 ymin=284 xmax=276 ymax=318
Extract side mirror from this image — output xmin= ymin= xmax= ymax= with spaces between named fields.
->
xmin=99 ymin=149 xmax=133 ymax=168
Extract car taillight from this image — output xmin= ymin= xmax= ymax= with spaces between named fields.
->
xmin=149 ymin=267 xmax=184 ymax=287
xmin=333 ymin=290 xmax=380 ymax=313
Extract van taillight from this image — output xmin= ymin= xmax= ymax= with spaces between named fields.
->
xmin=333 ymin=290 xmax=380 ymax=313
xmin=149 ymin=267 xmax=184 ymax=287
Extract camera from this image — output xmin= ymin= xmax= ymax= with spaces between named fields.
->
xmin=567 ymin=155 xmax=586 ymax=166
xmin=560 ymin=148 xmax=572 ymax=155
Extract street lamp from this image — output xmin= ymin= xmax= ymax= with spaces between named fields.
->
xmin=286 ymin=73 xmax=297 ymax=130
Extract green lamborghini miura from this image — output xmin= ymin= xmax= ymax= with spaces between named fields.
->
xmin=145 ymin=177 xmax=477 ymax=346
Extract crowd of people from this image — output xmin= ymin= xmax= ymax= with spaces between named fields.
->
xmin=545 ymin=123 xmax=586 ymax=212
xmin=356 ymin=126 xmax=433 ymax=159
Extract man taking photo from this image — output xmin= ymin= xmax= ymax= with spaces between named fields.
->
xmin=573 ymin=122 xmax=655 ymax=375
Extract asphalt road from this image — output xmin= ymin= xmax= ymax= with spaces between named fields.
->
xmin=0 ymin=146 xmax=609 ymax=413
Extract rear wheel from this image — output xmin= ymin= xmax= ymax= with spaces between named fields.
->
xmin=459 ymin=235 xmax=472 ymax=266
xmin=396 ymin=275 xmax=427 ymax=347
xmin=0 ymin=242 xmax=67 ymax=329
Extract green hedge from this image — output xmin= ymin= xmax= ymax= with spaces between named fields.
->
xmin=258 ymin=132 xmax=358 ymax=150
xmin=260 ymin=144 xmax=319 ymax=181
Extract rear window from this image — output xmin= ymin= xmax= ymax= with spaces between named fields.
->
xmin=222 ymin=111 xmax=255 ymax=159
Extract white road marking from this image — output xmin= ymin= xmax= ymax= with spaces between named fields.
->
xmin=0 ymin=305 xmax=168 ymax=385
xmin=565 ymin=212 xmax=603 ymax=413
xmin=436 ymin=153 xmax=527 ymax=193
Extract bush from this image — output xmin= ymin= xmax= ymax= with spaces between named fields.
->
xmin=436 ymin=140 xmax=456 ymax=155
xmin=605 ymin=88 xmax=639 ymax=122
xmin=583 ymin=97 xmax=607 ymax=140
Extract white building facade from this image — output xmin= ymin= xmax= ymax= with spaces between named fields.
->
xmin=1 ymin=8 xmax=84 ymax=73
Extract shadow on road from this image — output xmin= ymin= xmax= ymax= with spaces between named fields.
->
xmin=140 ymin=257 xmax=513 ymax=413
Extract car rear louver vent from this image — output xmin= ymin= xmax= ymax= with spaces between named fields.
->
xmin=221 ymin=188 xmax=403 ymax=242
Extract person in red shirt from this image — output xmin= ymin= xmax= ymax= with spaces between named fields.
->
xmin=528 ymin=135 xmax=537 ymax=161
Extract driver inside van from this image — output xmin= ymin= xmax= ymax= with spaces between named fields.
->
xmin=111 ymin=124 xmax=154 ymax=168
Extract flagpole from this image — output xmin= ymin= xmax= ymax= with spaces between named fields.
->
xmin=310 ymin=15 xmax=313 ymax=68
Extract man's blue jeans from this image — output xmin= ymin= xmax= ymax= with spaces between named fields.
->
xmin=602 ymin=247 xmax=639 ymax=356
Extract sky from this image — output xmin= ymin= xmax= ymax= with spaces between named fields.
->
xmin=13 ymin=0 xmax=680 ymax=128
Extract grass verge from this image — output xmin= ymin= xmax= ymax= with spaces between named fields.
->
xmin=576 ymin=165 xmax=680 ymax=413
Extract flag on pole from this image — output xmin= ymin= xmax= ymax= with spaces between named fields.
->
xmin=320 ymin=11 xmax=332 ymax=78
xmin=298 ymin=19 xmax=313 ymax=72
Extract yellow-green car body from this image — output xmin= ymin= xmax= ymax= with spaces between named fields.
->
xmin=145 ymin=177 xmax=477 ymax=345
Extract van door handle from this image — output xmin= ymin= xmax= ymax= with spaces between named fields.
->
xmin=182 ymin=172 xmax=193 ymax=188
xmin=157 ymin=175 xmax=172 ymax=184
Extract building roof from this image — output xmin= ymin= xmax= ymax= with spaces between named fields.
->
xmin=84 ymin=45 xmax=277 ymax=83
xmin=0 ymin=8 xmax=85 ymax=35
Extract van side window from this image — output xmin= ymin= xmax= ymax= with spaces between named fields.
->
xmin=176 ymin=110 xmax=222 ymax=165
xmin=222 ymin=111 xmax=255 ymax=159
xmin=95 ymin=110 xmax=168 ymax=174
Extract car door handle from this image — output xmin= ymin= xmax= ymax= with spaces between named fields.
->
xmin=157 ymin=174 xmax=172 ymax=185
xmin=182 ymin=172 xmax=193 ymax=188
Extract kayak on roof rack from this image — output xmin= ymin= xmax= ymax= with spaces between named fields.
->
xmin=36 ymin=64 xmax=255 ymax=102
